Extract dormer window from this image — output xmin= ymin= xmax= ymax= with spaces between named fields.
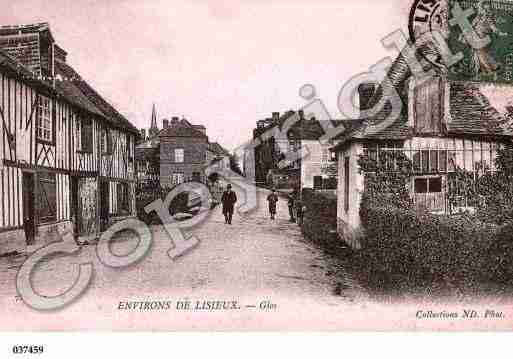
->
xmin=414 ymin=77 xmax=443 ymax=135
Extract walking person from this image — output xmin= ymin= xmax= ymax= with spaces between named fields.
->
xmin=287 ymin=188 xmax=298 ymax=223
xmin=221 ymin=184 xmax=237 ymax=224
xmin=267 ymin=189 xmax=279 ymax=220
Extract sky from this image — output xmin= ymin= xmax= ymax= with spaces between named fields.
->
xmin=3 ymin=0 xmax=414 ymax=151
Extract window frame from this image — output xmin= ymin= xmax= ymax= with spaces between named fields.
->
xmin=174 ymin=148 xmax=185 ymax=163
xmin=76 ymin=116 xmax=82 ymax=151
xmin=80 ymin=118 xmax=94 ymax=153
xmin=36 ymin=94 xmax=54 ymax=144
xmin=101 ymin=128 xmax=112 ymax=155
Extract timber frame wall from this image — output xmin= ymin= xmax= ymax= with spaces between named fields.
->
xmin=0 ymin=65 xmax=136 ymax=238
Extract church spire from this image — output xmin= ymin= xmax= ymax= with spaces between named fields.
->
xmin=149 ymin=103 xmax=159 ymax=138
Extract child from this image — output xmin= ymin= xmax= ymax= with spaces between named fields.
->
xmin=267 ymin=189 xmax=279 ymax=220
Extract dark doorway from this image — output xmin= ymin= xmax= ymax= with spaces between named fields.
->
xmin=70 ymin=177 xmax=79 ymax=236
xmin=99 ymin=181 xmax=110 ymax=231
xmin=22 ymin=172 xmax=36 ymax=245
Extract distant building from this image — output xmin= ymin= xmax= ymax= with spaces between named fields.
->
xmin=135 ymin=110 xmax=229 ymax=187
xmin=252 ymin=110 xmax=342 ymax=189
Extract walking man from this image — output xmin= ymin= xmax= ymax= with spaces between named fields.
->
xmin=287 ymin=188 xmax=298 ymax=223
xmin=267 ymin=189 xmax=279 ymax=220
xmin=221 ymin=184 xmax=237 ymax=224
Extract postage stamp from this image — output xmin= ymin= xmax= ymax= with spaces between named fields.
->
xmin=447 ymin=0 xmax=513 ymax=82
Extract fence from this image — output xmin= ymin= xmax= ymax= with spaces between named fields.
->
xmin=362 ymin=144 xmax=504 ymax=214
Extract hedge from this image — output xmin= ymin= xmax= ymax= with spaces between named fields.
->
xmin=352 ymin=196 xmax=513 ymax=295
xmin=300 ymin=189 xmax=342 ymax=252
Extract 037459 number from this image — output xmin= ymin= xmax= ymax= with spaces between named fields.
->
xmin=12 ymin=345 xmax=44 ymax=355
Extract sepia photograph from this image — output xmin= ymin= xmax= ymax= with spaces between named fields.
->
xmin=1 ymin=0 xmax=513 ymax=346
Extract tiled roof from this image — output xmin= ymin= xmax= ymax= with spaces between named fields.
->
xmin=0 ymin=23 xmax=52 ymax=38
xmin=288 ymin=119 xmax=353 ymax=141
xmin=208 ymin=142 xmax=230 ymax=156
xmin=54 ymin=62 xmax=104 ymax=118
xmin=56 ymin=62 xmax=139 ymax=134
xmin=333 ymin=47 xmax=513 ymax=151
xmin=0 ymin=47 xmax=138 ymax=134
xmin=448 ymin=81 xmax=513 ymax=137
xmin=159 ymin=122 xmax=208 ymax=138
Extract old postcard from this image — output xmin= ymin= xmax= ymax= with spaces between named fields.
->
xmin=1 ymin=0 xmax=513 ymax=335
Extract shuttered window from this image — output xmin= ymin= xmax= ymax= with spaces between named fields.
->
xmin=76 ymin=117 xmax=82 ymax=151
xmin=101 ymin=128 xmax=112 ymax=154
xmin=37 ymin=172 xmax=57 ymax=223
xmin=107 ymin=130 xmax=113 ymax=154
xmin=414 ymin=77 xmax=443 ymax=134
xmin=81 ymin=118 xmax=93 ymax=153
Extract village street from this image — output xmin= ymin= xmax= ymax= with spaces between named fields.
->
xmin=0 ymin=187 xmax=371 ymax=330
xmin=1 ymin=187 xmax=512 ymax=331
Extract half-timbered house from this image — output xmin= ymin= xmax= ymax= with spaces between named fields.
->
xmin=331 ymin=51 xmax=513 ymax=249
xmin=0 ymin=23 xmax=138 ymax=255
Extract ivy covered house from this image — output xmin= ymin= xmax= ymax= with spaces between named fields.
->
xmin=331 ymin=51 xmax=513 ymax=248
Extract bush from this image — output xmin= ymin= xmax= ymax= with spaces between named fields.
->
xmin=487 ymin=220 xmax=513 ymax=287
xmin=451 ymin=146 xmax=513 ymax=225
xmin=354 ymin=202 xmax=500 ymax=294
xmin=352 ymin=147 xmax=513 ymax=296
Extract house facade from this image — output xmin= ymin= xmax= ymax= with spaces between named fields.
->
xmin=252 ymin=110 xmax=340 ymax=189
xmin=159 ymin=120 xmax=209 ymax=187
xmin=135 ymin=113 xmax=229 ymax=188
xmin=332 ymin=52 xmax=513 ymax=249
xmin=0 ymin=23 xmax=138 ymax=255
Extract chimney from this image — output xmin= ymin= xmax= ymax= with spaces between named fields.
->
xmin=140 ymin=129 xmax=147 ymax=141
xmin=298 ymin=110 xmax=305 ymax=120
xmin=171 ymin=117 xmax=180 ymax=127
xmin=358 ymin=83 xmax=377 ymax=112
xmin=163 ymin=119 xmax=169 ymax=129
xmin=0 ymin=23 xmax=56 ymax=78
xmin=272 ymin=112 xmax=280 ymax=122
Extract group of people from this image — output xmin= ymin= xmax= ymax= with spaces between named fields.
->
xmin=220 ymin=184 xmax=303 ymax=225
xmin=266 ymin=188 xmax=301 ymax=222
